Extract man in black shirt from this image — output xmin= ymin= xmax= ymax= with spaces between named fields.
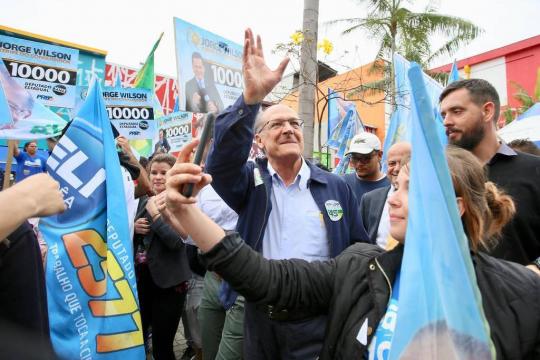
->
xmin=439 ymin=79 xmax=540 ymax=270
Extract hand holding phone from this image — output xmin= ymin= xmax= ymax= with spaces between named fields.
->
xmin=182 ymin=112 xmax=215 ymax=197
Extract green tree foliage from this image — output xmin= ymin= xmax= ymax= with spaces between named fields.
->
xmin=327 ymin=0 xmax=482 ymax=101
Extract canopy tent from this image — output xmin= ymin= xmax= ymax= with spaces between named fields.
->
xmin=498 ymin=103 xmax=540 ymax=146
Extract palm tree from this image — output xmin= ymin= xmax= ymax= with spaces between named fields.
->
xmin=327 ymin=0 xmax=482 ymax=103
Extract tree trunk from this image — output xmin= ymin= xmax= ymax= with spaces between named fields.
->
xmin=299 ymin=0 xmax=319 ymax=161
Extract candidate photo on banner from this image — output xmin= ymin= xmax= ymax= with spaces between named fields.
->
xmin=174 ymin=18 xmax=243 ymax=113
xmin=0 ymin=34 xmax=79 ymax=109
xmin=0 ymin=61 xmax=67 ymax=139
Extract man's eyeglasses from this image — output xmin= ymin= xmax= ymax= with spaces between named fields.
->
xmin=350 ymin=152 xmax=378 ymax=164
xmin=259 ymin=119 xmax=304 ymax=133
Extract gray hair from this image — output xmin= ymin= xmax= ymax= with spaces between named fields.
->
xmin=254 ymin=109 xmax=266 ymax=134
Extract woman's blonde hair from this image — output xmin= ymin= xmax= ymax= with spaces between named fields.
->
xmin=445 ymin=146 xmax=515 ymax=251
xmin=399 ymin=146 xmax=515 ymax=251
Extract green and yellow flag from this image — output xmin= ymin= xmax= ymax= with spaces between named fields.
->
xmin=133 ymin=32 xmax=164 ymax=90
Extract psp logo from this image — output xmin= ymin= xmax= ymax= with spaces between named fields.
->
xmin=129 ymin=131 xmax=141 ymax=136
xmin=53 ymin=85 xmax=67 ymax=96
xmin=37 ymin=94 xmax=53 ymax=101
xmin=139 ymin=121 xmax=149 ymax=130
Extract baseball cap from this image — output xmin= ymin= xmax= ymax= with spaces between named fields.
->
xmin=345 ymin=132 xmax=381 ymax=155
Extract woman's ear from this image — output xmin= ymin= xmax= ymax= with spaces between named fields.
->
xmin=456 ymin=197 xmax=465 ymax=217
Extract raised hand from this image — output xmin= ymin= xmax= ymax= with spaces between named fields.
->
xmin=242 ymin=28 xmax=290 ymax=105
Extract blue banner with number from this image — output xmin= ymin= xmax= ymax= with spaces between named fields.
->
xmin=158 ymin=111 xmax=194 ymax=154
xmin=0 ymin=34 xmax=79 ymax=108
xmin=40 ymin=79 xmax=145 ymax=359
xmin=174 ymin=17 xmax=243 ymax=113
xmin=102 ymin=87 xmax=155 ymax=140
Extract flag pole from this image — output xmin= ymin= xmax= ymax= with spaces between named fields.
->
xmin=3 ymin=140 xmax=15 ymax=189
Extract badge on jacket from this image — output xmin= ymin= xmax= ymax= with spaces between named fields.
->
xmin=254 ymin=167 xmax=264 ymax=187
xmin=325 ymin=200 xmax=343 ymax=221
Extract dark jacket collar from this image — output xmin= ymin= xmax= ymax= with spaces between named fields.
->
xmin=375 ymin=244 xmax=404 ymax=285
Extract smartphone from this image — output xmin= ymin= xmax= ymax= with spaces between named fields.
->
xmin=182 ymin=112 xmax=215 ymax=197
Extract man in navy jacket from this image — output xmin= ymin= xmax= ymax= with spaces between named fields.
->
xmin=205 ymin=28 xmax=370 ymax=359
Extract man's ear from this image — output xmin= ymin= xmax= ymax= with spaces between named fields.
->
xmin=456 ymin=197 xmax=465 ymax=217
xmin=255 ymin=133 xmax=264 ymax=151
xmin=482 ymin=102 xmax=496 ymax=123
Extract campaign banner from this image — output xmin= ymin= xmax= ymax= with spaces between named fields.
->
xmin=40 ymin=80 xmax=145 ymax=359
xmin=0 ymin=34 xmax=79 ymax=108
xmin=158 ymin=111 xmax=194 ymax=154
xmin=0 ymin=61 xmax=67 ymax=139
xmin=174 ymin=18 xmax=243 ymax=113
xmin=102 ymin=87 xmax=155 ymax=140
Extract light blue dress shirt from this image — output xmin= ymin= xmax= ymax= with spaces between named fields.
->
xmin=262 ymin=159 xmax=329 ymax=261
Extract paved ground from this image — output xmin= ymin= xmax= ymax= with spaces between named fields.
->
xmin=173 ymin=323 xmax=189 ymax=359
xmin=146 ymin=322 xmax=188 ymax=359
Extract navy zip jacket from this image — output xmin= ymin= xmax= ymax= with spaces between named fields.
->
xmin=205 ymin=96 xmax=370 ymax=307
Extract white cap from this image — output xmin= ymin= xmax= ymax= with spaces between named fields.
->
xmin=345 ymin=132 xmax=381 ymax=155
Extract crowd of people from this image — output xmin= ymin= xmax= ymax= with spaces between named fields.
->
xmin=1 ymin=28 xmax=540 ymax=360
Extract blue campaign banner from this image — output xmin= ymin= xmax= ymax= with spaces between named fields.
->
xmin=0 ymin=34 xmax=79 ymax=108
xmin=0 ymin=61 xmax=67 ymax=139
xmin=158 ymin=110 xmax=193 ymax=154
xmin=40 ymin=80 xmax=144 ymax=359
xmin=102 ymin=87 xmax=155 ymax=140
xmin=174 ymin=17 xmax=243 ymax=112
xmin=388 ymin=63 xmax=493 ymax=359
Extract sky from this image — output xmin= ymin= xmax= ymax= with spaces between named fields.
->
xmin=0 ymin=0 xmax=538 ymax=79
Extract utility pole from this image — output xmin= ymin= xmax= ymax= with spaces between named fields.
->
xmin=298 ymin=0 xmax=319 ymax=161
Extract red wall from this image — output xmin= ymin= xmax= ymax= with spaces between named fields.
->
xmin=505 ymin=45 xmax=540 ymax=109
xmin=104 ymin=64 xmax=179 ymax=115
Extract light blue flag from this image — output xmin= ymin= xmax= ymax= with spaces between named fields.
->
xmin=0 ymin=61 xmax=67 ymax=139
xmin=173 ymin=94 xmax=180 ymax=112
xmin=327 ymin=89 xmax=362 ymax=150
xmin=115 ymin=71 xmax=123 ymax=89
xmin=449 ymin=60 xmax=460 ymax=84
xmin=332 ymin=109 xmax=364 ymax=175
xmin=387 ymin=63 xmax=494 ymax=359
xmin=327 ymin=87 xmax=340 ymax=139
xmin=0 ymin=77 xmax=11 ymax=129
xmin=382 ymin=54 xmax=446 ymax=172
xmin=40 ymin=79 xmax=145 ymax=359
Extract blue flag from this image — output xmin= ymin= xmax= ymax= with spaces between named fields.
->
xmin=115 ymin=71 xmax=123 ymax=89
xmin=330 ymin=107 xmax=364 ymax=175
xmin=382 ymin=54 xmax=446 ymax=173
xmin=327 ymin=89 xmax=364 ymax=150
xmin=327 ymin=88 xmax=340 ymax=139
xmin=40 ymin=79 xmax=145 ymax=359
xmin=0 ymin=76 xmax=11 ymax=129
xmin=173 ymin=93 xmax=180 ymax=112
xmin=0 ymin=61 xmax=67 ymax=139
xmin=388 ymin=63 xmax=494 ymax=359
xmin=448 ymin=60 xmax=460 ymax=84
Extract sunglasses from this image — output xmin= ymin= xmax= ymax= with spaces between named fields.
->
xmin=350 ymin=151 xmax=378 ymax=164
